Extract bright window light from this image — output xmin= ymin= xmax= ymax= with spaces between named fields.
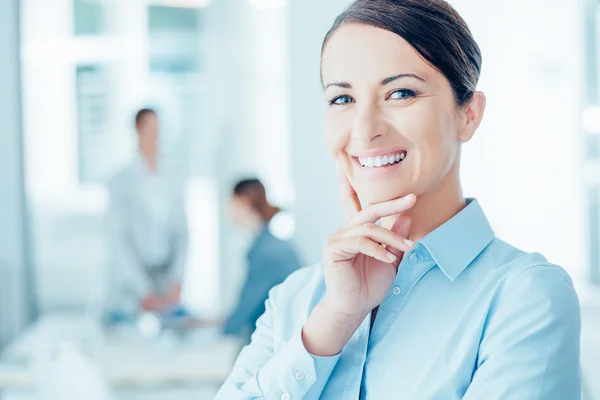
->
xmin=149 ymin=0 xmax=213 ymax=8
xmin=583 ymin=105 xmax=600 ymax=135
xmin=247 ymin=0 xmax=287 ymax=9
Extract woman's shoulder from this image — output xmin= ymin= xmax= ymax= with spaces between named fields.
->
xmin=482 ymin=238 xmax=573 ymax=283
xmin=480 ymin=238 xmax=579 ymax=318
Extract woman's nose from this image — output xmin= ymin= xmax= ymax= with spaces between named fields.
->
xmin=352 ymin=104 xmax=389 ymax=143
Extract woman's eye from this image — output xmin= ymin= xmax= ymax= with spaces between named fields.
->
xmin=329 ymin=95 xmax=354 ymax=106
xmin=388 ymin=89 xmax=417 ymax=100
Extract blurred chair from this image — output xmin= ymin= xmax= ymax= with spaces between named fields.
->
xmin=581 ymin=301 xmax=600 ymax=400
xmin=582 ymin=349 xmax=597 ymax=400
xmin=0 ymin=261 xmax=14 ymax=349
xmin=582 ymin=380 xmax=593 ymax=400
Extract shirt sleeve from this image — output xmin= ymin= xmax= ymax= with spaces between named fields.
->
xmin=463 ymin=264 xmax=581 ymax=400
xmin=215 ymin=284 xmax=341 ymax=400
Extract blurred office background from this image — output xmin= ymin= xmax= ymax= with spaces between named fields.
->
xmin=1 ymin=0 xmax=599 ymax=398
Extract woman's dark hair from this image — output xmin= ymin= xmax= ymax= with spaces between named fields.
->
xmin=322 ymin=0 xmax=481 ymax=107
xmin=233 ymin=178 xmax=280 ymax=223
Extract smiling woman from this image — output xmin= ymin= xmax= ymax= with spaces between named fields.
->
xmin=216 ymin=1 xmax=581 ymax=399
xmin=321 ymin=15 xmax=484 ymax=209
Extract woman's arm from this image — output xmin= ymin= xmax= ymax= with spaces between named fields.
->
xmin=215 ymin=278 xmax=341 ymax=400
xmin=463 ymin=264 xmax=581 ymax=399
xmin=218 ymin=180 xmax=416 ymax=399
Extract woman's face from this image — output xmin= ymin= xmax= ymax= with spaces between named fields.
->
xmin=322 ymin=24 xmax=476 ymax=205
xmin=229 ymin=195 xmax=262 ymax=232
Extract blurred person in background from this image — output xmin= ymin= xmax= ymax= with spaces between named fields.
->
xmin=105 ymin=108 xmax=189 ymax=322
xmin=222 ymin=178 xmax=303 ymax=341
xmin=217 ymin=0 xmax=580 ymax=398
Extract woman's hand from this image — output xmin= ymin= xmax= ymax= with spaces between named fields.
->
xmin=322 ymin=194 xmax=415 ymax=317
xmin=302 ymin=171 xmax=415 ymax=356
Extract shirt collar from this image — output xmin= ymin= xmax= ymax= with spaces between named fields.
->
xmin=419 ymin=199 xmax=495 ymax=281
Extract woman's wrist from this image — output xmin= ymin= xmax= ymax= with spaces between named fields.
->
xmin=302 ymin=300 xmax=368 ymax=357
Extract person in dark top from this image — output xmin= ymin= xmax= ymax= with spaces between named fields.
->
xmin=223 ymin=179 xmax=303 ymax=340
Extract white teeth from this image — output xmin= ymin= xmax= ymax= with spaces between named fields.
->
xmin=357 ymin=152 xmax=406 ymax=168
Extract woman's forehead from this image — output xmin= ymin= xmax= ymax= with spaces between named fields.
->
xmin=321 ymin=24 xmax=437 ymax=87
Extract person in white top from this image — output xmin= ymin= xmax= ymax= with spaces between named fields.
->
xmin=106 ymin=108 xmax=188 ymax=320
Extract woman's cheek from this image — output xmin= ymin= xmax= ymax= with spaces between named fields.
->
xmin=324 ymin=121 xmax=350 ymax=155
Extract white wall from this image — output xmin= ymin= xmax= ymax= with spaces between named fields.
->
xmin=289 ymin=0 xmax=587 ymax=281
xmin=453 ymin=0 xmax=585 ymax=280
xmin=289 ymin=0 xmax=349 ymax=264
xmin=21 ymin=0 xmax=124 ymax=310
xmin=0 ymin=0 xmax=31 ymax=341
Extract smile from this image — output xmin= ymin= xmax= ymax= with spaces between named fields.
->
xmin=354 ymin=151 xmax=407 ymax=168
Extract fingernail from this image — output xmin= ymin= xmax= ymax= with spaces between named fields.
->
xmin=387 ymin=253 xmax=397 ymax=262
xmin=404 ymin=239 xmax=415 ymax=247
xmin=404 ymin=193 xmax=416 ymax=201
xmin=335 ymin=160 xmax=340 ymax=169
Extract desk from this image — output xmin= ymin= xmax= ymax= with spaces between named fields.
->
xmin=0 ymin=313 xmax=242 ymax=397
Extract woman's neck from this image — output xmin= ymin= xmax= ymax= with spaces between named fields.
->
xmin=381 ymin=165 xmax=466 ymax=242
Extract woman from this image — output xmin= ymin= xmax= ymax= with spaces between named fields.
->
xmin=217 ymin=0 xmax=581 ymax=398
xmin=223 ymin=178 xmax=303 ymax=341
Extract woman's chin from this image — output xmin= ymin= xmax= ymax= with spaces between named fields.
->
xmin=357 ymin=186 xmax=414 ymax=206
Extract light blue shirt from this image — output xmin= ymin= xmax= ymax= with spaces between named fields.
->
xmin=216 ymin=199 xmax=581 ymax=400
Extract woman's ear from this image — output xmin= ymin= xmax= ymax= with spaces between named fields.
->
xmin=459 ymin=91 xmax=486 ymax=143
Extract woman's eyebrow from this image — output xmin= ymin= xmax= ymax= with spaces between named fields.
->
xmin=380 ymin=73 xmax=426 ymax=85
xmin=323 ymin=73 xmax=426 ymax=90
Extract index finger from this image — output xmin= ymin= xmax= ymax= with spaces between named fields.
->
xmin=338 ymin=167 xmax=362 ymax=221
xmin=351 ymin=194 xmax=416 ymax=226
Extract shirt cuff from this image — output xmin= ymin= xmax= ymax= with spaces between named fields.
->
xmin=257 ymin=329 xmax=340 ymax=400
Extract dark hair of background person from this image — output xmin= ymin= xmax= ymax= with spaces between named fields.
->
xmin=233 ymin=179 xmax=281 ymax=223
xmin=134 ymin=108 xmax=157 ymax=128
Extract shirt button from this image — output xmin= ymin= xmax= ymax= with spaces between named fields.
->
xmin=295 ymin=371 xmax=305 ymax=381
xmin=281 ymin=394 xmax=291 ymax=400
xmin=409 ymin=252 xmax=417 ymax=262
xmin=392 ymin=286 xmax=401 ymax=295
